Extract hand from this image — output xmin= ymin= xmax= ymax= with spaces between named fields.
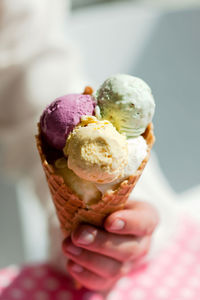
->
xmin=62 ymin=200 xmax=159 ymax=291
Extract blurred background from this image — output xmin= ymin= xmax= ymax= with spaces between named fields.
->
xmin=0 ymin=0 xmax=200 ymax=269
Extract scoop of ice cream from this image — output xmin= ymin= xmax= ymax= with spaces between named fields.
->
xmin=54 ymin=157 xmax=101 ymax=205
xmin=96 ymin=74 xmax=155 ymax=138
xmin=63 ymin=116 xmax=128 ymax=183
xmin=96 ymin=136 xmax=147 ymax=194
xmin=40 ymin=94 xmax=95 ymax=150
xmin=124 ymin=136 xmax=147 ymax=175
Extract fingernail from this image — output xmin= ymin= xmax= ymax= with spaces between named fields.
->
xmin=71 ymin=264 xmax=83 ymax=273
xmin=66 ymin=244 xmax=82 ymax=256
xmin=110 ymin=219 xmax=125 ymax=231
xmin=77 ymin=230 xmax=95 ymax=245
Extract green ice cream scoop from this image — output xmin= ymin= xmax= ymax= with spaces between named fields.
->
xmin=96 ymin=74 xmax=155 ymax=138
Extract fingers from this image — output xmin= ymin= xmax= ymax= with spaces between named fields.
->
xmin=63 ymin=200 xmax=156 ymax=292
xmin=71 ymin=225 xmax=150 ymax=262
xmin=67 ymin=260 xmax=117 ymax=291
xmin=104 ymin=201 xmax=159 ymax=236
xmin=63 ymin=238 xmax=122 ymax=278
xmin=63 ymin=201 xmax=158 ymax=291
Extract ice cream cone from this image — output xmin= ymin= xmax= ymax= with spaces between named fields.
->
xmin=35 ymin=120 xmax=154 ymax=237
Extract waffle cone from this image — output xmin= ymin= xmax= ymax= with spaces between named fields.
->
xmin=35 ymin=121 xmax=154 ymax=238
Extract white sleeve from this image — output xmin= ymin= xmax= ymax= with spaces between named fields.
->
xmin=130 ymin=151 xmax=181 ymax=259
xmin=0 ymin=0 xmax=85 ymax=271
xmin=0 ymin=0 xmax=85 ymax=178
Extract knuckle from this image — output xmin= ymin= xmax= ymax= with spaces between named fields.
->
xmin=121 ymin=246 xmax=138 ymax=262
xmin=139 ymin=225 xmax=150 ymax=236
xmin=122 ymin=238 xmax=149 ymax=261
xmin=147 ymin=216 xmax=159 ymax=235
xmin=105 ymin=263 xmax=122 ymax=278
xmin=134 ymin=237 xmax=151 ymax=259
xmin=126 ymin=250 xmax=135 ymax=261
xmin=142 ymin=237 xmax=151 ymax=256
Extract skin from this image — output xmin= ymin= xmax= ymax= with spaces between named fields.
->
xmin=62 ymin=200 xmax=159 ymax=291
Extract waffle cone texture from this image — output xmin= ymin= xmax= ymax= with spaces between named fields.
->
xmin=36 ymin=122 xmax=154 ymax=238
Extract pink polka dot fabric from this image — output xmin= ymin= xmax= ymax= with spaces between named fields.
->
xmin=0 ymin=218 xmax=200 ymax=300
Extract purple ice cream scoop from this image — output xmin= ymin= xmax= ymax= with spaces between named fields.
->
xmin=40 ymin=94 xmax=96 ymax=150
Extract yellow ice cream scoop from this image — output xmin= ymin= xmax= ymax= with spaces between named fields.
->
xmin=54 ymin=157 xmax=101 ymax=205
xmin=63 ymin=116 xmax=128 ymax=183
